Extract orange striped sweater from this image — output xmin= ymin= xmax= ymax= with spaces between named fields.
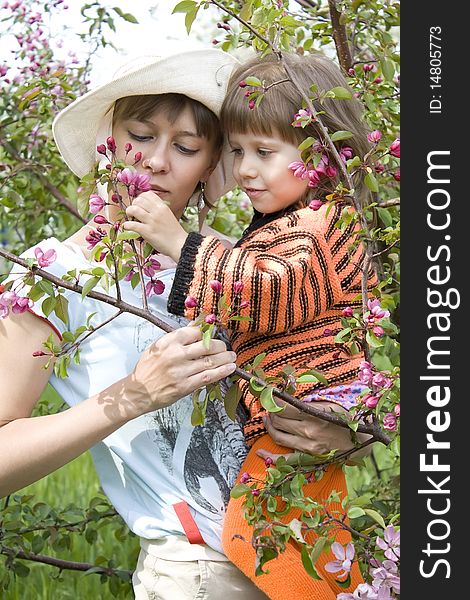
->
xmin=168 ymin=203 xmax=377 ymax=445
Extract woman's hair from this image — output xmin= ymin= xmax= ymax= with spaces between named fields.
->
xmin=221 ymin=52 xmax=370 ymax=206
xmin=113 ymin=93 xmax=223 ymax=154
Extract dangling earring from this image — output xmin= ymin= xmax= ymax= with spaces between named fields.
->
xmin=197 ymin=181 xmax=206 ymax=212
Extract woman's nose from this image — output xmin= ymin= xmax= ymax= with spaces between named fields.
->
xmin=142 ymin=146 xmax=170 ymax=173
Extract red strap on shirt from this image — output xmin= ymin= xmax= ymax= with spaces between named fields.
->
xmin=172 ymin=501 xmax=205 ymax=545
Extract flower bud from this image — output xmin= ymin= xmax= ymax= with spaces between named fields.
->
xmin=96 ymin=144 xmax=107 ymax=155
xmin=209 ymin=280 xmax=223 ymax=293
xmin=239 ymin=80 xmax=247 ymax=88
xmin=124 ymin=142 xmax=132 ymax=154
xmin=394 ymin=404 xmax=400 ymax=417
xmin=233 ymin=280 xmax=244 ymax=294
xmin=308 ymin=199 xmax=323 ymax=211
xmin=364 ymin=394 xmax=379 ymax=408
xmin=389 ymin=138 xmax=400 ymax=158
xmin=111 ymin=192 xmax=120 ymax=203
xmin=323 ymin=328 xmax=332 ymax=337
xmin=248 ymin=99 xmax=256 ymax=110
xmin=239 ymin=472 xmax=251 ymax=483
xmin=372 ymin=325 xmax=384 ymax=337
xmin=93 ymin=214 xmax=108 ymax=224
xmin=134 ymin=151 xmax=142 ymax=163
xmin=264 ymin=457 xmax=274 ymax=467
xmin=106 ymin=136 xmax=116 ymax=153
xmin=393 ymin=170 xmax=400 ymax=182
xmin=240 ymin=300 xmax=249 ymax=309
xmin=205 ymin=314 xmax=217 ymax=324
xmin=367 ymin=130 xmax=382 ymax=143
xmin=251 ymin=489 xmax=260 ymax=497
xmin=342 ymin=307 xmax=354 ymax=318
xmin=32 ymin=350 xmax=46 ymax=357
xmin=348 ymin=68 xmax=355 ymax=76
xmin=184 ymin=296 xmax=198 ymax=309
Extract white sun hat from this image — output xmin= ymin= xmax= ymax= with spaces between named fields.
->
xmin=52 ymin=49 xmax=240 ymax=185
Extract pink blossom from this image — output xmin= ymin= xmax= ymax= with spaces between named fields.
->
xmin=367 ymin=130 xmax=382 ymax=143
xmin=376 ymin=525 xmax=400 ymax=561
xmin=372 ymin=325 xmax=385 ymax=337
xmin=325 ymin=165 xmax=337 ymax=178
xmin=363 ymin=63 xmax=375 ymax=72
xmin=375 ymin=163 xmax=385 ymax=173
xmin=324 ymin=542 xmax=355 ymax=579
xmin=184 ymin=296 xmax=198 ymax=309
xmin=292 ymin=108 xmax=313 ymax=127
xmin=89 ymin=194 xmax=105 ymax=214
xmin=233 ymin=280 xmax=244 ymax=294
xmin=307 ymin=169 xmax=321 ymax=188
xmin=251 ymin=488 xmax=260 ymax=496
xmin=288 ymin=160 xmax=309 ymax=180
xmin=393 ymin=403 xmax=400 ymax=417
xmin=342 ymin=307 xmax=354 ymax=318
xmin=339 ymin=147 xmax=353 ymax=162
xmin=308 ymin=199 xmax=323 ymax=211
xmin=240 ymin=300 xmax=250 ymax=309
xmin=367 ymin=299 xmax=390 ymax=320
xmin=347 ymin=68 xmax=356 ymax=76
xmin=371 ymin=560 xmax=400 ymax=595
xmin=372 ymin=372 xmax=388 ymax=388
xmin=364 ymin=394 xmax=379 ymax=409
xmin=239 ymin=471 xmax=251 ymax=483
xmin=209 ymin=280 xmax=222 ymax=294
xmin=393 ymin=170 xmax=400 ymax=182
xmin=389 ymin=138 xmax=400 ymax=158
xmin=374 ymin=76 xmax=384 ymax=84
xmin=0 ymin=290 xmax=33 ymax=319
xmin=383 ymin=413 xmax=397 ymax=431
xmin=145 ymin=278 xmax=165 ymax=297
xmin=117 ymin=168 xmax=151 ymax=197
xmin=34 ymin=247 xmax=57 ymax=267
xmin=205 ymin=313 xmax=217 ymax=324
xmin=85 ymin=226 xmax=107 ymax=250
xmin=143 ymin=257 xmax=161 ymax=278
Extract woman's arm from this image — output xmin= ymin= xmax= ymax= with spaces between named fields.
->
xmin=0 ymin=312 xmax=236 ymax=497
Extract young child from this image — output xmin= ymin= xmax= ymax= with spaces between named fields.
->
xmin=124 ymin=51 xmax=376 ymax=599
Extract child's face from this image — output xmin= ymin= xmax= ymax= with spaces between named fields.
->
xmin=113 ymin=106 xmax=217 ymax=219
xmin=228 ymin=131 xmax=308 ymax=214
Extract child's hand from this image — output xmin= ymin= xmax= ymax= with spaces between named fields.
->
xmin=123 ymin=191 xmax=188 ymax=262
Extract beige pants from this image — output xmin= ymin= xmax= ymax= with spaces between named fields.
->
xmin=132 ymin=536 xmax=268 ymax=600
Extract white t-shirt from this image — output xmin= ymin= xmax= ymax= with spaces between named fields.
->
xmin=12 ymin=237 xmax=248 ymax=556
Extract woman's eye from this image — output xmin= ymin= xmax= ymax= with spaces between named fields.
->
xmin=230 ymin=148 xmax=243 ymax=156
xmin=175 ymin=144 xmax=198 ymax=155
xmin=127 ymin=131 xmax=152 ymax=142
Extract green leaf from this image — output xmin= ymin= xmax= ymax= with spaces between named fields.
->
xmin=116 ymin=231 xmax=141 ymax=241
xmin=252 ymin=352 xmax=266 ymax=369
xmin=299 ymin=369 xmax=328 ymax=385
xmin=364 ymin=508 xmax=386 ymax=528
xmin=54 ymin=294 xmax=69 ymax=326
xmin=245 ymin=76 xmax=262 ymax=87
xmin=330 ymin=86 xmax=352 ymax=100
xmin=202 ymin=324 xmax=214 ymax=349
xmin=259 ymin=386 xmax=284 ymax=413
xmin=301 ymin=545 xmax=323 ymax=580
xmin=28 ymin=283 xmax=45 ymax=302
xmin=296 ymin=374 xmax=321 ymax=383
xmin=224 ymin=383 xmax=241 ymax=421
xmin=38 ymin=279 xmax=55 ymax=296
xmin=298 ymin=136 xmax=316 ymax=152
xmin=230 ymin=483 xmax=251 ymax=499
xmin=185 ymin=5 xmax=200 ymax=34
xmin=41 ymin=296 xmax=56 ymax=317
xmin=81 ymin=276 xmax=100 ymax=299
xmin=380 ymin=58 xmax=395 ymax=81
xmin=376 ymin=206 xmax=393 ymax=227
xmin=365 ymin=171 xmax=379 ymax=193
xmin=330 ymin=130 xmax=354 ymax=142
xmin=172 ymin=0 xmax=197 ymax=14
xmin=347 ymin=506 xmax=366 ymax=519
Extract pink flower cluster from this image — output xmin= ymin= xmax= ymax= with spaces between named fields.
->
xmin=364 ymin=299 xmax=390 ymax=336
xmin=117 ymin=168 xmax=151 ymax=198
xmin=337 ymin=525 xmax=400 ymax=600
xmin=291 ymin=108 xmax=314 ymax=128
xmin=34 ymin=247 xmax=57 ymax=267
xmin=288 ymin=153 xmax=337 ymax=189
xmin=0 ymin=289 xmax=33 ymax=319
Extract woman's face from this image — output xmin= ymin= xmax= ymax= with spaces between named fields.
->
xmin=113 ymin=106 xmax=218 ymax=219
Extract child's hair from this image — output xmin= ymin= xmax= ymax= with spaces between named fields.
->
xmin=221 ymin=52 xmax=370 ymax=206
xmin=113 ymin=93 xmax=223 ymax=154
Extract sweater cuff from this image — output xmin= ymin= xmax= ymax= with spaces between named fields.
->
xmin=168 ymin=231 xmax=204 ymax=316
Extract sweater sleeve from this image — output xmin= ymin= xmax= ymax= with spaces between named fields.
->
xmin=168 ymin=209 xmax=344 ymax=335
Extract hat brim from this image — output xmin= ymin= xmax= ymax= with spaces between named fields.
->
xmin=53 ymin=49 xmax=239 ymax=180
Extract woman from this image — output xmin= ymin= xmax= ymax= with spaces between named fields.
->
xmin=0 ymin=49 xmax=368 ymax=600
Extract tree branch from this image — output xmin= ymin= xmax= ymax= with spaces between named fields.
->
xmin=327 ymin=0 xmax=353 ymax=71
xmin=0 ymin=247 xmax=391 ymax=445
xmin=0 ymin=544 xmax=132 ymax=578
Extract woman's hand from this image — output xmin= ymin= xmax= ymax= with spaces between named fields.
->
xmin=257 ymin=400 xmax=373 ymax=461
xmin=123 ymin=191 xmax=188 ymax=261
xmin=123 ymin=325 xmax=237 ymax=419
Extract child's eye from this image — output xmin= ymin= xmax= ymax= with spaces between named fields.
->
xmin=258 ymin=148 xmax=272 ymax=157
xmin=175 ymin=144 xmax=198 ymax=155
